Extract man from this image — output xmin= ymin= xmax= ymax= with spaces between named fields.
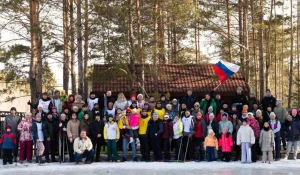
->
xmin=28 ymin=92 xmax=53 ymax=113
xmin=214 ymin=94 xmax=224 ymax=114
xmin=43 ymin=113 xmax=59 ymax=163
xmin=73 ymin=130 xmax=94 ymax=164
xmin=273 ymin=99 xmax=287 ymax=149
xmin=261 ymin=89 xmax=276 ymax=111
xmin=86 ymin=91 xmax=99 ymax=112
xmin=232 ymin=87 xmax=248 ymax=113
xmin=200 ymin=93 xmax=217 ymax=115
xmin=52 ymin=90 xmax=62 ymax=113
xmin=182 ymin=89 xmax=198 ymax=110
xmin=4 ymin=107 xmax=21 ymax=162
xmin=90 ymin=114 xmax=104 ymax=162
xmin=181 ymin=109 xmax=195 ymax=161
xmin=100 ymin=90 xmax=115 ymax=109
xmin=248 ymin=92 xmax=260 ymax=112
xmin=147 ymin=112 xmax=163 ymax=161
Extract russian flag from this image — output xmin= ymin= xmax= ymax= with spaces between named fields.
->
xmin=213 ymin=60 xmax=240 ymax=83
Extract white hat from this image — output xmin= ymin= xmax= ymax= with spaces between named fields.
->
xmin=208 ymin=129 xmax=214 ymax=134
xmin=209 ymin=113 xmax=214 ymax=117
xmin=270 ymin=112 xmax=276 ymax=117
xmin=137 ymin=94 xmax=143 ymax=99
xmin=38 ymin=104 xmax=43 ymax=108
xmin=164 ymin=114 xmax=170 ymax=119
xmin=172 ymin=99 xmax=177 ymax=102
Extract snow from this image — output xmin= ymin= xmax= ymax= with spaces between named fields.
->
xmin=0 ymin=160 xmax=299 ymax=175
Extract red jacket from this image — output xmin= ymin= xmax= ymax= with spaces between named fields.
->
xmin=219 ymin=133 xmax=233 ymax=152
xmin=194 ymin=118 xmax=206 ymax=138
xmin=162 ymin=120 xmax=173 ymax=139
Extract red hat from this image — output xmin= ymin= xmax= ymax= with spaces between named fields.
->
xmin=130 ymin=94 xmax=136 ymax=99
xmin=242 ymin=109 xmax=248 ymax=114
xmin=126 ymin=109 xmax=132 ymax=113
xmin=6 ymin=124 xmax=11 ymax=130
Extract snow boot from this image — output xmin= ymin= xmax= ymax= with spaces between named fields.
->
xmin=129 ymin=137 xmax=134 ymax=143
xmin=136 ymin=138 xmax=140 ymax=144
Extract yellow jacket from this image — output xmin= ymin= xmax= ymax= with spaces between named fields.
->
xmin=73 ymin=137 xmax=93 ymax=154
xmin=118 ymin=115 xmax=129 ymax=129
xmin=204 ymin=134 xmax=218 ymax=148
xmin=138 ymin=115 xmax=151 ymax=135
xmin=154 ymin=108 xmax=165 ymax=120
xmin=104 ymin=121 xmax=120 ymax=140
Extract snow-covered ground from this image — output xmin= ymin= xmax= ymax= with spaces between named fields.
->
xmin=0 ymin=160 xmax=299 ymax=175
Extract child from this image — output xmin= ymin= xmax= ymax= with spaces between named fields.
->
xmin=114 ymin=108 xmax=123 ymax=122
xmin=269 ymin=112 xmax=281 ymax=161
xmin=129 ymin=108 xmax=140 ymax=144
xmin=194 ymin=111 xmax=206 ymax=161
xmin=0 ymin=125 xmax=17 ymax=165
xmin=205 ymin=106 xmax=214 ymax=124
xmin=219 ymin=127 xmax=233 ymax=162
xmin=237 ymin=119 xmax=255 ymax=163
xmin=204 ymin=129 xmax=218 ymax=162
xmin=104 ymin=114 xmax=120 ymax=162
xmin=162 ymin=114 xmax=173 ymax=161
xmin=259 ymin=122 xmax=274 ymax=163
xmin=231 ymin=113 xmax=241 ymax=161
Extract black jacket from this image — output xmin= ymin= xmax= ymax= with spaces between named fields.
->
xmin=32 ymin=120 xmax=43 ymax=143
xmin=232 ymin=93 xmax=248 ymax=113
xmin=262 ymin=111 xmax=272 ymax=124
xmin=147 ymin=119 xmax=163 ymax=139
xmin=90 ymin=119 xmax=105 ymax=143
xmin=182 ymin=95 xmax=198 ymax=110
xmin=248 ymin=97 xmax=260 ymax=111
xmin=207 ymin=120 xmax=219 ymax=138
xmin=43 ymin=118 xmax=59 ymax=141
xmin=261 ymin=95 xmax=276 ymax=111
xmin=285 ymin=119 xmax=300 ymax=142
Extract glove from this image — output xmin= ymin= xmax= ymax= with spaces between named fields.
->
xmin=27 ymin=100 xmax=31 ymax=105
xmin=226 ymin=132 xmax=230 ymax=138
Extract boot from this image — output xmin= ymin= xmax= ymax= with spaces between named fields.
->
xmin=129 ymin=137 xmax=134 ymax=143
xmin=39 ymin=156 xmax=45 ymax=164
xmin=136 ymin=138 xmax=140 ymax=144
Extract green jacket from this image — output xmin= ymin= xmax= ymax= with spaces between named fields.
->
xmin=200 ymin=98 xmax=217 ymax=115
xmin=78 ymin=110 xmax=91 ymax=121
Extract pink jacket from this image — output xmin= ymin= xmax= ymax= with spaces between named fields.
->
xmin=247 ymin=117 xmax=260 ymax=138
xmin=129 ymin=114 xmax=140 ymax=129
xmin=219 ymin=133 xmax=233 ymax=152
xmin=17 ymin=119 xmax=32 ymax=141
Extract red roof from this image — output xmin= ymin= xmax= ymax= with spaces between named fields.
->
xmin=92 ymin=64 xmax=250 ymax=96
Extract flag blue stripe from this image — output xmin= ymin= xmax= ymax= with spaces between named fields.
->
xmin=216 ymin=61 xmax=235 ymax=78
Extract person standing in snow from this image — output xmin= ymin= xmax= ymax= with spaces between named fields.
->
xmin=148 ymin=96 xmax=156 ymax=110
xmin=204 ymin=129 xmax=218 ymax=162
xmin=247 ymin=112 xmax=261 ymax=162
xmin=259 ymin=122 xmax=274 ymax=164
xmin=147 ymin=112 xmax=163 ymax=161
xmin=194 ymin=111 xmax=206 ymax=161
xmin=139 ymin=109 xmax=151 ymax=162
xmin=67 ymin=113 xmax=80 ymax=162
xmin=273 ymin=99 xmax=287 ymax=150
xmin=127 ymin=93 xmax=137 ymax=108
xmin=269 ymin=112 xmax=281 ymax=161
xmin=28 ymin=92 xmax=53 ymax=113
xmin=90 ymin=114 xmax=104 ymax=162
xmin=173 ymin=114 xmax=183 ymax=161
xmin=237 ymin=119 xmax=255 ymax=164
xmin=104 ymin=114 xmax=120 ymax=162
xmin=162 ymin=114 xmax=173 ymax=162
xmin=282 ymin=115 xmax=300 ymax=160
xmin=17 ymin=112 xmax=33 ymax=163
xmin=181 ymin=109 xmax=195 ymax=161
xmin=86 ymin=91 xmax=99 ymax=112
xmin=32 ymin=113 xmax=45 ymax=164
xmin=43 ymin=113 xmax=59 ymax=163
xmin=231 ymin=113 xmax=241 ymax=161
xmin=0 ymin=125 xmax=17 ymax=165
xmin=219 ymin=127 xmax=233 ymax=162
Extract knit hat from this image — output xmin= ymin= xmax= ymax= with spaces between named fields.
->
xmin=75 ymin=95 xmax=82 ymax=99
xmin=208 ymin=106 xmax=213 ymax=111
xmin=152 ymin=112 xmax=158 ymax=117
xmin=137 ymin=94 xmax=143 ymax=99
xmin=166 ymin=104 xmax=172 ymax=109
xmin=242 ymin=109 xmax=248 ymax=114
xmin=5 ymin=124 xmax=11 ymax=130
xmin=287 ymin=114 xmax=293 ymax=119
xmin=172 ymin=98 xmax=177 ymax=102
xmin=72 ymin=106 xmax=79 ymax=110
xmin=144 ymin=102 xmax=149 ymax=106
xmin=10 ymin=107 xmax=16 ymax=111
xmin=277 ymin=99 xmax=283 ymax=104
xmin=209 ymin=113 xmax=214 ymax=117
xmin=256 ymin=110 xmax=262 ymax=114
xmin=90 ymin=91 xmax=95 ymax=95
xmin=130 ymin=94 xmax=136 ymax=99
xmin=252 ymin=101 xmax=258 ymax=105
xmin=236 ymin=87 xmax=243 ymax=91
xmin=221 ymin=112 xmax=228 ymax=118
xmin=249 ymin=92 xmax=255 ymax=96
xmin=164 ymin=114 xmax=170 ymax=119
xmin=38 ymin=104 xmax=43 ymax=108
xmin=194 ymin=102 xmax=200 ymax=106
xmin=108 ymin=114 xmax=114 ymax=118
xmin=247 ymin=112 xmax=254 ymax=117
xmin=270 ymin=112 xmax=276 ymax=117
xmin=292 ymin=109 xmax=298 ymax=115
xmin=231 ymin=103 xmax=237 ymax=109
xmin=131 ymin=101 xmax=137 ymax=104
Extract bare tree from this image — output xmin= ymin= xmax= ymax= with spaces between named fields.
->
xmin=288 ymin=0 xmax=294 ymax=108
xmin=63 ymin=0 xmax=70 ymax=93
xmin=77 ymin=0 xmax=83 ymax=95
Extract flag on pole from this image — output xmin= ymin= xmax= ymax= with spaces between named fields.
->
xmin=213 ymin=60 xmax=240 ymax=83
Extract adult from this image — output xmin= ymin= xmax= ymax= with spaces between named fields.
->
xmin=291 ymin=109 xmax=300 ymax=121
xmin=214 ymin=93 xmax=224 ymax=114
xmin=247 ymin=112 xmax=261 ymax=162
xmin=67 ymin=113 xmax=80 ymax=162
xmin=147 ymin=112 xmax=163 ymax=161
xmin=259 ymin=122 xmax=274 ymax=163
xmin=171 ymin=99 xmax=180 ymax=113
xmin=200 ymin=93 xmax=217 ymax=115
xmin=173 ymin=114 xmax=183 ymax=161
xmin=35 ymin=105 xmax=48 ymax=122
xmin=162 ymin=114 xmax=173 ymax=161
xmin=28 ymin=92 xmax=53 ymax=113
xmin=262 ymin=105 xmax=273 ymax=123
xmin=139 ymin=109 xmax=151 ymax=162
xmin=32 ymin=113 xmax=45 ymax=164
xmin=165 ymin=104 xmax=177 ymax=121
xmin=148 ymin=96 xmax=156 ymax=110
xmin=283 ymin=115 xmax=300 ymax=160
xmin=63 ymin=94 xmax=75 ymax=112
xmin=90 ymin=114 xmax=104 ymax=162
xmin=127 ymin=93 xmax=137 ymax=108
xmin=181 ymin=110 xmax=195 ymax=161
xmin=86 ymin=91 xmax=99 ymax=112
xmin=153 ymin=101 xmax=166 ymax=120
xmin=182 ymin=89 xmax=198 ymax=110
xmin=273 ymin=99 xmax=287 ymax=149
xmin=137 ymin=94 xmax=145 ymax=108
xmin=113 ymin=92 xmax=128 ymax=111
xmin=232 ymin=87 xmax=248 ymax=113
xmin=269 ymin=112 xmax=281 ymax=161
xmin=218 ymin=112 xmax=233 ymax=134
xmin=261 ymin=89 xmax=276 ymax=111
xmin=194 ymin=111 xmax=206 ymax=161
xmin=72 ymin=95 xmax=86 ymax=110
xmin=73 ymin=130 xmax=94 ymax=164
xmin=51 ymin=90 xmax=62 ymax=113
xmin=192 ymin=102 xmax=202 ymax=117
xmin=100 ymin=90 xmax=115 ymax=109
xmin=17 ymin=112 xmax=33 ymax=163
xmin=4 ymin=107 xmax=21 ymax=162
xmin=255 ymin=110 xmax=264 ymax=129
xmin=248 ymin=92 xmax=260 ymax=112
xmin=159 ymin=94 xmax=169 ymax=109
xmin=80 ymin=113 xmax=91 ymax=137
xmin=43 ymin=113 xmax=59 ymax=163
xmin=59 ymin=114 xmax=68 ymax=161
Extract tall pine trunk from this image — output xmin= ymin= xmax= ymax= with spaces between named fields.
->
xmin=77 ymin=0 xmax=83 ymax=95
xmin=226 ymin=0 xmax=232 ymax=62
xmin=266 ymin=0 xmax=273 ymax=90
xmin=152 ymin=0 xmax=158 ymax=92
xmin=70 ymin=0 xmax=76 ymax=95
xmin=288 ymin=0 xmax=294 ymax=108
xmin=83 ymin=0 xmax=89 ymax=100
xmin=259 ymin=0 xmax=264 ymax=100
xmin=128 ymin=0 xmax=136 ymax=92
xmin=63 ymin=0 xmax=70 ymax=94
xmin=238 ymin=0 xmax=244 ymax=73
xmin=297 ymin=0 xmax=300 ymax=107
xmin=29 ymin=0 xmax=43 ymax=105
xmin=243 ymin=0 xmax=249 ymax=82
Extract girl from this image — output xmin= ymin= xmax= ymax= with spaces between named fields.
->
xmin=204 ymin=129 xmax=218 ymax=162
xmin=194 ymin=111 xmax=206 ymax=161
xmin=247 ymin=112 xmax=261 ymax=162
xmin=162 ymin=114 xmax=173 ymax=161
xmin=32 ymin=114 xmax=45 ymax=164
xmin=67 ymin=113 xmax=80 ymax=162
xmin=237 ymin=119 xmax=255 ymax=163
xmin=80 ymin=113 xmax=91 ymax=137
xmin=173 ymin=114 xmax=183 ymax=161
xmin=17 ymin=112 xmax=33 ymax=163
xmin=129 ymin=108 xmax=140 ymax=144
xmin=231 ymin=113 xmax=241 ymax=161
xmin=219 ymin=127 xmax=233 ymax=162
xmin=269 ymin=112 xmax=281 ymax=161
xmin=259 ymin=122 xmax=274 ymax=163
xmin=104 ymin=114 xmax=120 ymax=162
xmin=205 ymin=106 xmax=214 ymax=124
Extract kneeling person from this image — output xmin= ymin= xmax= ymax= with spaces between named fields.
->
xmin=73 ymin=130 xmax=94 ymax=164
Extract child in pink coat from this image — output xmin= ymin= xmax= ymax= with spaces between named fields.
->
xmin=219 ymin=127 xmax=233 ymax=162
xmin=129 ymin=108 xmax=140 ymax=144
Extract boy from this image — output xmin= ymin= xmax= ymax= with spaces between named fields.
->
xmin=0 ymin=125 xmax=17 ymax=165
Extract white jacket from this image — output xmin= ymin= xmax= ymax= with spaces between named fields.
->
xmin=237 ymin=125 xmax=255 ymax=145
xmin=73 ymin=137 xmax=93 ymax=154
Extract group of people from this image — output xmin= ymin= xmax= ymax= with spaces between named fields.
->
xmin=0 ymin=87 xmax=299 ymax=165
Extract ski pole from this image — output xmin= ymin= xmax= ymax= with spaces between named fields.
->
xmin=183 ymin=136 xmax=190 ymax=163
xmin=177 ymin=137 xmax=183 ymax=162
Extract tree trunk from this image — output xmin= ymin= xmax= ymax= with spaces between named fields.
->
xmin=70 ymin=0 xmax=76 ymax=95
xmin=173 ymin=15 xmax=177 ymax=63
xmin=259 ymin=0 xmax=264 ymax=100
xmin=274 ymin=0 xmax=277 ymax=97
xmin=297 ymin=0 xmax=300 ymax=107
xmin=63 ymin=0 xmax=70 ymax=94
xmin=238 ymin=0 xmax=244 ymax=74
xmin=266 ymin=0 xmax=273 ymax=90
xmin=226 ymin=0 xmax=232 ymax=62
xmin=243 ymin=0 xmax=249 ymax=82
xmin=158 ymin=2 xmax=165 ymax=64
xmin=29 ymin=0 xmax=42 ymax=106
xmin=288 ymin=0 xmax=294 ymax=108
xmin=128 ymin=0 xmax=136 ymax=92
xmin=152 ymin=0 xmax=158 ymax=92
xmin=250 ymin=0 xmax=258 ymax=96
xmin=77 ymin=0 xmax=83 ymax=95
xmin=167 ymin=11 xmax=171 ymax=63
xmin=83 ymin=0 xmax=89 ymax=100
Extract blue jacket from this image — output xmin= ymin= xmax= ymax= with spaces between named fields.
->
xmin=0 ymin=131 xmax=16 ymax=149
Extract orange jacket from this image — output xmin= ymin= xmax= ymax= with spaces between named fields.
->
xmin=204 ymin=134 xmax=218 ymax=148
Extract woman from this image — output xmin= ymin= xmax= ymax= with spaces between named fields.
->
xmin=17 ymin=112 xmax=33 ymax=163
xmin=191 ymin=102 xmax=201 ymax=117
xmin=153 ymin=101 xmax=165 ymax=120
xmin=166 ymin=104 xmax=176 ymax=121
xmin=113 ymin=93 xmax=128 ymax=111
xmin=67 ymin=113 xmax=80 ymax=162
xmin=173 ymin=114 xmax=183 ymax=161
xmin=256 ymin=110 xmax=264 ymax=129
xmin=63 ymin=94 xmax=75 ymax=112
xmin=269 ymin=112 xmax=281 ymax=161
xmin=80 ymin=113 xmax=91 ymax=138
xmin=231 ymin=113 xmax=241 ymax=161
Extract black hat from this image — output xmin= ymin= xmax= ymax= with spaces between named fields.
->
xmin=185 ymin=109 xmax=191 ymax=112
xmin=132 ymin=101 xmax=137 ymax=104
xmin=90 ymin=91 xmax=95 ymax=95
xmin=10 ymin=107 xmax=16 ymax=111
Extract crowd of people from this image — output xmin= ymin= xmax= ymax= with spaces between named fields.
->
xmin=0 ymin=87 xmax=299 ymax=165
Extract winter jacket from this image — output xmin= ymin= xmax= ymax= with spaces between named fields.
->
xmin=172 ymin=104 xmax=180 ymax=114
xmin=205 ymin=112 xmax=215 ymax=124
xmin=194 ymin=118 xmax=207 ymax=138
xmin=274 ymin=105 xmax=287 ymax=123
xmin=147 ymin=119 xmax=163 ymax=139
xmin=32 ymin=120 xmax=44 ymax=142
xmin=67 ymin=119 xmax=80 ymax=140
xmin=4 ymin=114 xmax=21 ymax=138
xmin=17 ymin=119 xmax=33 ymax=141
xmin=259 ymin=129 xmax=274 ymax=151
xmin=72 ymin=101 xmax=86 ymax=110
xmin=159 ymin=100 xmax=168 ymax=109
xmin=129 ymin=114 xmax=140 ymax=129
xmin=173 ymin=119 xmax=183 ymax=139
xmin=113 ymin=99 xmax=128 ymax=111
xmin=191 ymin=109 xmax=202 ymax=118
xmin=285 ymin=120 xmax=300 ymax=142
xmin=78 ymin=110 xmax=91 ymax=121
xmin=219 ymin=134 xmax=233 ymax=152
xmin=35 ymin=111 xmax=48 ymax=122
xmin=204 ymin=134 xmax=218 ymax=148
xmin=80 ymin=119 xmax=91 ymax=135
xmin=73 ymin=137 xmax=93 ymax=154
xmin=247 ymin=117 xmax=261 ymax=138
xmin=207 ymin=120 xmax=220 ymax=138
xmin=237 ymin=125 xmax=255 ymax=145
xmin=138 ymin=114 xmax=151 ymax=135
xmin=215 ymin=99 xmax=224 ymax=114
xmin=51 ymin=97 xmax=62 ymax=113
xmin=89 ymin=119 xmax=105 ymax=145
xmin=0 ymin=131 xmax=16 ymax=149
xmin=63 ymin=95 xmax=75 ymax=111
xmin=118 ymin=115 xmax=129 ymax=129
xmin=232 ymin=93 xmax=248 ymax=112
xmin=104 ymin=121 xmax=120 ymax=140
xmin=162 ymin=120 xmax=173 ymax=139
xmin=100 ymin=96 xmax=115 ymax=109
xmin=43 ymin=118 xmax=59 ymax=141
xmin=91 ymin=107 xmax=101 ymax=120
xmin=231 ymin=118 xmax=241 ymax=139
xmin=261 ymin=95 xmax=276 ymax=111
xmin=263 ymin=111 xmax=272 ymax=124
xmin=269 ymin=119 xmax=281 ymax=135
xmin=219 ymin=119 xmax=233 ymax=134
xmin=182 ymin=115 xmax=195 ymax=136
xmin=29 ymin=97 xmax=53 ymax=113
xmin=255 ymin=115 xmax=264 ymax=129
xmin=166 ymin=110 xmax=177 ymax=121
xmin=153 ymin=107 xmax=166 ymax=120
xmin=200 ymin=98 xmax=217 ymax=115
xmin=182 ymin=95 xmax=198 ymax=110
xmin=248 ymin=97 xmax=260 ymax=111
xmin=148 ymin=101 xmax=156 ymax=110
